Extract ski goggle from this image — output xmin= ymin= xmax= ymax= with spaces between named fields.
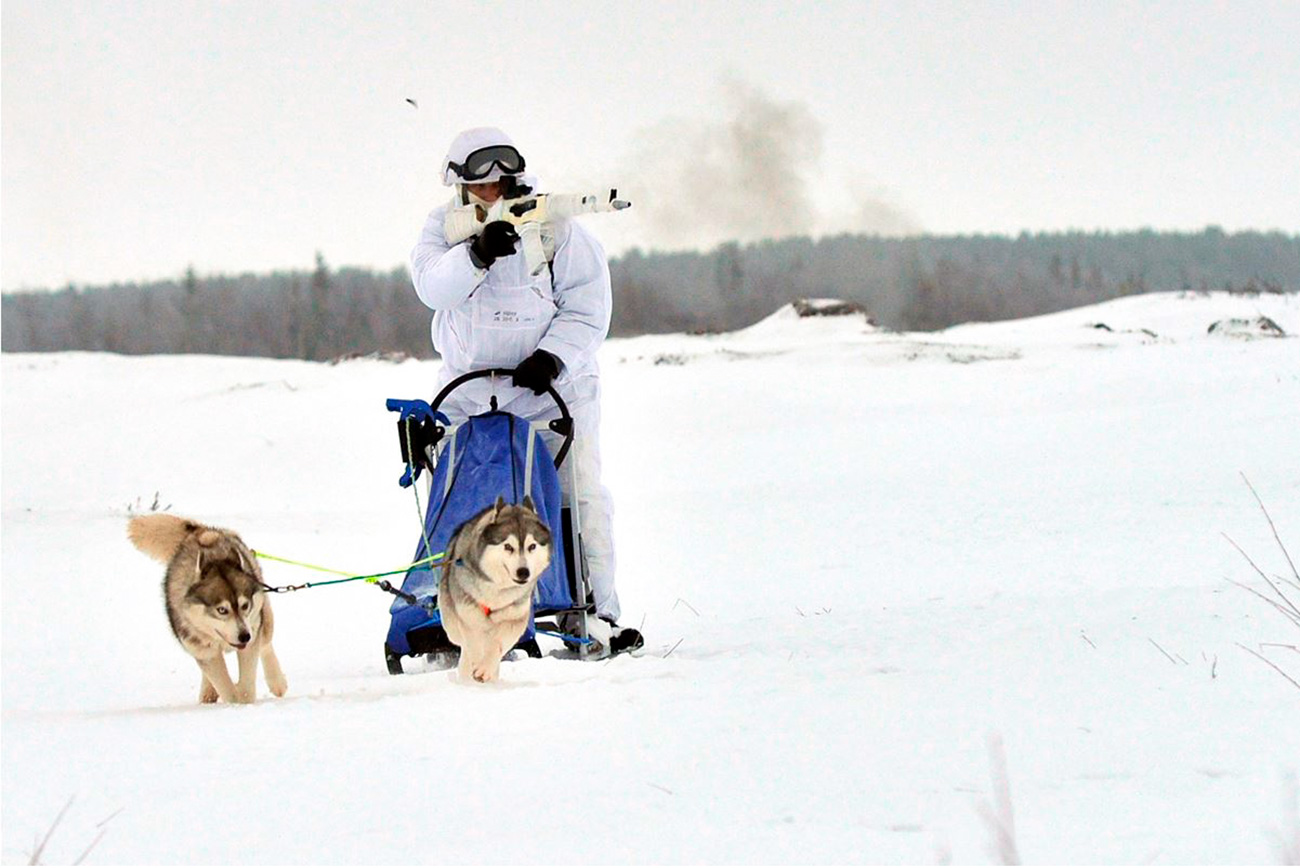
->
xmin=446 ymin=145 xmax=526 ymax=182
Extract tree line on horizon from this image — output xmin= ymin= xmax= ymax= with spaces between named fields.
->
xmin=3 ymin=227 xmax=1297 ymax=359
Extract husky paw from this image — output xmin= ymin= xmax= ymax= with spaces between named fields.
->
xmin=457 ymin=654 xmax=497 ymax=684
xmin=199 ymin=688 xmax=219 ymax=704
xmin=232 ymin=687 xmax=256 ymax=704
xmin=267 ymin=674 xmax=288 ymax=697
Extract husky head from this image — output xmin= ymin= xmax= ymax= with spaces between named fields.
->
xmin=184 ymin=530 xmax=265 ymax=650
xmin=472 ymin=496 xmax=552 ymax=590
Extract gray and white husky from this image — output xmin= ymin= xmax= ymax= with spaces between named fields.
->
xmin=439 ymin=496 xmax=552 ymax=683
xmin=128 ymin=513 xmax=287 ymax=704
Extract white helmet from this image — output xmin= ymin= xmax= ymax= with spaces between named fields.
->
xmin=441 ymin=126 xmax=526 ymax=186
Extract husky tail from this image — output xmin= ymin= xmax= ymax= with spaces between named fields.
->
xmin=128 ymin=513 xmax=203 ymax=563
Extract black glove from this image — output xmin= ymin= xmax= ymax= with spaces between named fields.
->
xmin=468 ymin=220 xmax=520 ymax=268
xmin=512 ymin=349 xmax=560 ymax=395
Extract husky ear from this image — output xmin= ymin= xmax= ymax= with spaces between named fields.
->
xmin=521 ymin=494 xmax=536 ymax=513
xmin=492 ymin=495 xmax=506 ymax=518
xmin=235 ymin=545 xmax=259 ymax=576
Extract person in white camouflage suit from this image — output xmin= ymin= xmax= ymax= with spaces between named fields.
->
xmin=409 ymin=126 xmax=641 ymax=657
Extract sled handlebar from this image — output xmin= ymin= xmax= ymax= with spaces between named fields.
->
xmin=428 ymin=368 xmax=574 ymax=469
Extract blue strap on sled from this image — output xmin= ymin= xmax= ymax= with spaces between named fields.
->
xmin=385 ymin=398 xmax=450 ymax=488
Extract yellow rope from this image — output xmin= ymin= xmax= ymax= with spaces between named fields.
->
xmin=249 ymin=414 xmax=445 ymax=592
xmin=252 ymin=550 xmax=445 ymax=581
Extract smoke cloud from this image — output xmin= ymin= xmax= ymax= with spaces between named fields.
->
xmin=617 ymin=78 xmax=920 ymax=252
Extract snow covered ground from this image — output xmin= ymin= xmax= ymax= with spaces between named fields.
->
xmin=3 ymin=290 xmax=1299 ymax=865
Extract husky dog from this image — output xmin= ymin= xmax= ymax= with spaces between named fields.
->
xmin=128 ymin=514 xmax=287 ymax=704
xmin=439 ymin=496 xmax=552 ymax=683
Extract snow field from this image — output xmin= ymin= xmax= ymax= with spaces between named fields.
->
xmin=3 ymin=290 xmax=1298 ymax=864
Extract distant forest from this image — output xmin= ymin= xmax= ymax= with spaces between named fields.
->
xmin=3 ymin=228 xmax=1297 ymax=359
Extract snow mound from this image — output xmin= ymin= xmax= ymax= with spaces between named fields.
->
xmin=615 ymin=291 xmax=1300 ymax=368
xmin=941 ymin=290 xmax=1300 ymax=348
xmin=734 ymin=298 xmax=879 ymax=337
xmin=614 ymin=299 xmax=882 ymax=366
xmin=791 ymin=297 xmax=874 ymax=320
xmin=1207 ymin=315 xmax=1288 ymax=339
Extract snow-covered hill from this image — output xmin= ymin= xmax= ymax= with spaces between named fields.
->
xmin=3 ymin=291 xmax=1298 ymax=864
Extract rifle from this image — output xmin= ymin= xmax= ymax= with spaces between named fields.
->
xmin=444 ymin=183 xmax=631 ymax=276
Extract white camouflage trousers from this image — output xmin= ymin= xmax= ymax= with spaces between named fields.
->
xmin=550 ymin=403 xmax=619 ymax=623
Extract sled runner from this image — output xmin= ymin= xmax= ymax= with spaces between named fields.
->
xmin=382 ymin=369 xmax=598 ymax=674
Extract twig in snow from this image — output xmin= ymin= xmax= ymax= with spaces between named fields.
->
xmin=976 ymin=734 xmax=1022 ymax=865
xmin=1148 ymin=638 xmax=1181 ymax=665
xmin=1236 ymin=643 xmax=1300 ymax=692
xmin=1224 ymin=543 xmax=1300 ymax=626
xmin=25 ymin=797 xmax=119 ymax=866
xmin=71 ymin=805 xmax=123 ymax=865
xmin=29 ymin=796 xmax=75 ymax=866
xmin=648 ymin=782 xmax=674 ymax=796
xmin=1225 ymin=478 xmax=1300 ymax=692
xmin=72 ymin=829 xmax=108 ymax=866
xmin=1080 ymin=630 xmax=1097 ymax=649
xmin=1229 ymin=545 xmax=1300 ymax=618
xmin=1241 ymin=472 xmax=1299 ymax=588
xmin=1224 ymin=484 xmax=1300 ymax=619
xmin=672 ymin=598 xmax=699 ymax=616
xmin=1227 ymin=577 xmax=1300 ymax=629
xmin=663 ymin=638 xmax=684 ymax=659
xmin=96 ymin=808 xmax=124 ymax=829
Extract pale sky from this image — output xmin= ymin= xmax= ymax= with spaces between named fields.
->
xmin=3 ymin=0 xmax=1298 ymax=291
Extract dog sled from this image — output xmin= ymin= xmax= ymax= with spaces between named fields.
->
xmin=382 ymin=369 xmax=599 ymax=674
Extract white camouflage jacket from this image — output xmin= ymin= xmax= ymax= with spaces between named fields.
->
xmin=409 ymin=193 xmax=612 ymax=420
